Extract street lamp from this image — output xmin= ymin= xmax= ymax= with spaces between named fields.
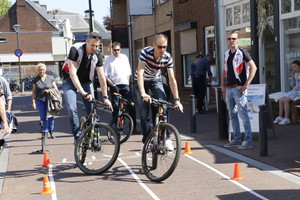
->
xmin=13 ymin=24 xmax=23 ymax=93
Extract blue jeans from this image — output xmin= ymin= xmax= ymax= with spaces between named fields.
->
xmin=35 ymin=100 xmax=54 ymax=133
xmin=62 ymin=78 xmax=94 ymax=137
xmin=226 ymin=86 xmax=252 ymax=143
xmin=135 ymin=79 xmax=166 ymax=143
xmin=110 ymin=84 xmax=137 ymax=129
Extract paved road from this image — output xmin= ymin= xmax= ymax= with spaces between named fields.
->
xmin=1 ymin=93 xmax=300 ymax=200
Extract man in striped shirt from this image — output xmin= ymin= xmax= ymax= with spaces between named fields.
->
xmin=136 ymin=34 xmax=183 ymax=150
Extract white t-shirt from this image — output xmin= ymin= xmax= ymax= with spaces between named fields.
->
xmin=104 ymin=53 xmax=132 ymax=85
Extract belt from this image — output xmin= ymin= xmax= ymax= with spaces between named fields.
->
xmin=227 ymin=84 xmax=238 ymax=88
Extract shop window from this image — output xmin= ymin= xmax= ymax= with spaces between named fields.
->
xmin=281 ymin=0 xmax=291 ymax=14
xmin=226 ymin=8 xmax=233 ymax=27
xmin=234 ymin=5 xmax=241 ymax=25
xmin=295 ymin=0 xmax=300 ymax=10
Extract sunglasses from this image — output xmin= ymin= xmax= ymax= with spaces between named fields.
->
xmin=113 ymin=49 xmax=120 ymax=52
xmin=155 ymin=43 xmax=167 ymax=49
xmin=227 ymin=37 xmax=237 ymax=41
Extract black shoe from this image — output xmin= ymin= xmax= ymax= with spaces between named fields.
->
xmin=0 ymin=139 xmax=6 ymax=152
xmin=49 ymin=130 xmax=55 ymax=139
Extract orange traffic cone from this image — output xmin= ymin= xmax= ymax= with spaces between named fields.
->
xmin=230 ymin=163 xmax=245 ymax=181
xmin=40 ymin=176 xmax=54 ymax=195
xmin=183 ymin=141 xmax=192 ymax=154
xmin=42 ymin=152 xmax=51 ymax=167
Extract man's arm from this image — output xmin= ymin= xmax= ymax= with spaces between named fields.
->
xmin=96 ymin=67 xmax=112 ymax=109
xmin=137 ymin=61 xmax=150 ymax=102
xmin=167 ymin=68 xmax=183 ymax=112
xmin=239 ymin=60 xmax=257 ymax=93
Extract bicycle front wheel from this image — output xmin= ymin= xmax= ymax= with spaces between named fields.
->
xmin=109 ymin=113 xmax=134 ymax=144
xmin=141 ymin=122 xmax=181 ymax=182
xmin=74 ymin=122 xmax=120 ymax=175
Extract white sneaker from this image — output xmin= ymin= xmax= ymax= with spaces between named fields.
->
xmin=279 ymin=118 xmax=291 ymax=125
xmin=165 ymin=139 xmax=174 ymax=151
xmin=273 ymin=116 xmax=283 ymax=124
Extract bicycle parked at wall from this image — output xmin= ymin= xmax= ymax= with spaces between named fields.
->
xmin=74 ymin=99 xmax=120 ymax=175
xmin=141 ymin=98 xmax=181 ymax=182
xmin=109 ymin=92 xmax=134 ymax=144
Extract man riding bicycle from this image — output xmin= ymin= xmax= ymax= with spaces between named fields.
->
xmin=135 ymin=34 xmax=183 ymax=150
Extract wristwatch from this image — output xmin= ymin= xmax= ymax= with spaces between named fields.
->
xmin=174 ymin=98 xmax=180 ymax=102
xmin=102 ymin=96 xmax=108 ymax=99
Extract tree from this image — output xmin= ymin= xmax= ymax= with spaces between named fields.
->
xmin=0 ymin=0 xmax=12 ymax=17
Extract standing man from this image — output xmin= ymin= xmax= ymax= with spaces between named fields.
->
xmin=221 ymin=30 xmax=257 ymax=149
xmin=136 ymin=34 xmax=183 ymax=149
xmin=104 ymin=42 xmax=139 ymax=134
xmin=62 ymin=32 xmax=112 ymax=142
xmin=194 ymin=54 xmax=213 ymax=113
xmin=190 ymin=53 xmax=203 ymax=96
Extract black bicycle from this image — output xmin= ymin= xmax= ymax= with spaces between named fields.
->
xmin=74 ymin=99 xmax=120 ymax=175
xmin=141 ymin=98 xmax=181 ymax=182
xmin=109 ymin=93 xmax=134 ymax=144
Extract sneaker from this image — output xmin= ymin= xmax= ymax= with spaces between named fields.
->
xmin=224 ymin=139 xmax=241 ymax=148
xmin=49 ymin=130 xmax=55 ymax=139
xmin=237 ymin=141 xmax=253 ymax=149
xmin=273 ymin=116 xmax=283 ymax=124
xmin=279 ymin=118 xmax=291 ymax=125
xmin=165 ymin=139 xmax=174 ymax=151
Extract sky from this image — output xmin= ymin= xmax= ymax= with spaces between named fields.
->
xmin=19 ymin=0 xmax=111 ymax=24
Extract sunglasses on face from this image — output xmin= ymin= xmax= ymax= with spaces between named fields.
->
xmin=113 ymin=49 xmax=120 ymax=52
xmin=155 ymin=43 xmax=167 ymax=49
xmin=227 ymin=37 xmax=237 ymax=41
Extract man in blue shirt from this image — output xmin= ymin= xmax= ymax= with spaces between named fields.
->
xmin=194 ymin=54 xmax=213 ymax=113
xmin=190 ymin=53 xmax=203 ymax=95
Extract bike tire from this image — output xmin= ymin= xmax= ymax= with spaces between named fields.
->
xmin=141 ymin=122 xmax=181 ymax=182
xmin=74 ymin=122 xmax=120 ymax=175
xmin=109 ymin=113 xmax=134 ymax=144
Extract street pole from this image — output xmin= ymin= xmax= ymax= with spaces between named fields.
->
xmin=88 ymin=0 xmax=93 ymax=33
xmin=13 ymin=24 xmax=23 ymax=93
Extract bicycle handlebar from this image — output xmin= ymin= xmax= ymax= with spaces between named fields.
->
xmin=113 ymin=93 xmax=134 ymax=106
xmin=151 ymin=98 xmax=178 ymax=110
xmin=92 ymin=99 xmax=109 ymax=110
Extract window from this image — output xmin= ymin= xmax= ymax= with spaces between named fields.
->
xmin=0 ymin=38 xmax=7 ymax=43
xmin=234 ymin=5 xmax=241 ymax=25
xmin=242 ymin=3 xmax=250 ymax=23
xmin=281 ymin=0 xmax=292 ymax=14
xmin=226 ymin=8 xmax=233 ymax=27
xmin=295 ymin=0 xmax=300 ymax=10
xmin=182 ymin=53 xmax=196 ymax=87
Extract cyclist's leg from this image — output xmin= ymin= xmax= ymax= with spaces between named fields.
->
xmin=135 ymin=81 xmax=151 ymax=143
xmin=150 ymin=78 xmax=167 ymax=124
xmin=63 ymin=78 xmax=80 ymax=137
xmin=121 ymin=85 xmax=137 ymax=130
xmin=81 ymin=82 xmax=94 ymax=115
xmin=35 ymin=100 xmax=49 ymax=133
xmin=109 ymin=85 xmax=120 ymax=119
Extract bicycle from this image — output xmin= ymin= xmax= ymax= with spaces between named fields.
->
xmin=109 ymin=92 xmax=134 ymax=144
xmin=74 ymin=99 xmax=120 ymax=175
xmin=141 ymin=98 xmax=181 ymax=182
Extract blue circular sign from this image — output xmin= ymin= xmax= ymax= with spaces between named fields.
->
xmin=14 ymin=49 xmax=23 ymax=57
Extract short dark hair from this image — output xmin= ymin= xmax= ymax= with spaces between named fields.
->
xmin=292 ymin=60 xmax=300 ymax=66
xmin=112 ymin=42 xmax=121 ymax=48
xmin=195 ymin=53 xmax=203 ymax=59
xmin=87 ymin=32 xmax=101 ymax=40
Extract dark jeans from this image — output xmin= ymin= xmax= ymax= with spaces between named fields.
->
xmin=109 ymin=84 xmax=137 ymax=129
xmin=194 ymin=75 xmax=206 ymax=111
xmin=135 ymin=79 xmax=166 ymax=143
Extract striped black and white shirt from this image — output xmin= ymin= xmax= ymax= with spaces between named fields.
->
xmin=135 ymin=46 xmax=173 ymax=81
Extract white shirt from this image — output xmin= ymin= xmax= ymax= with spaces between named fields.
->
xmin=104 ymin=53 xmax=132 ymax=85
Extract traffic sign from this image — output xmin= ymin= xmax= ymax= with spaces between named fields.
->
xmin=14 ymin=49 xmax=23 ymax=57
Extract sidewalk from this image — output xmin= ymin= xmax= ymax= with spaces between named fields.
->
xmin=169 ymin=102 xmax=300 ymax=177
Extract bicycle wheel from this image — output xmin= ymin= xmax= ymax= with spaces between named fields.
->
xmin=109 ymin=113 xmax=134 ymax=144
xmin=74 ymin=122 xmax=120 ymax=175
xmin=141 ymin=122 xmax=181 ymax=182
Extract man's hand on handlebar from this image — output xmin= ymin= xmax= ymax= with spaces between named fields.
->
xmin=103 ymin=98 xmax=113 ymax=111
xmin=142 ymin=93 xmax=151 ymax=103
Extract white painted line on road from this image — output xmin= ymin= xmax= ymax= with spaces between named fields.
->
xmin=48 ymin=165 xmax=58 ymax=200
xmin=62 ymin=158 xmax=67 ymax=163
xmin=184 ymin=154 xmax=269 ymax=200
xmin=118 ymin=158 xmax=160 ymax=200
xmin=206 ymin=145 xmax=300 ymax=185
xmin=179 ymin=133 xmax=194 ymax=140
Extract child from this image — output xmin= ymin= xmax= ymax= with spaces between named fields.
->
xmin=273 ymin=60 xmax=300 ymax=125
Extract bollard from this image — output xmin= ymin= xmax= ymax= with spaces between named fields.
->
xmin=217 ymin=87 xmax=228 ymax=139
xmin=259 ymin=104 xmax=268 ymax=156
xmin=190 ymin=94 xmax=196 ymax=133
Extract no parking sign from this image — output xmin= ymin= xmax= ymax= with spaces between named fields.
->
xmin=14 ymin=49 xmax=23 ymax=57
